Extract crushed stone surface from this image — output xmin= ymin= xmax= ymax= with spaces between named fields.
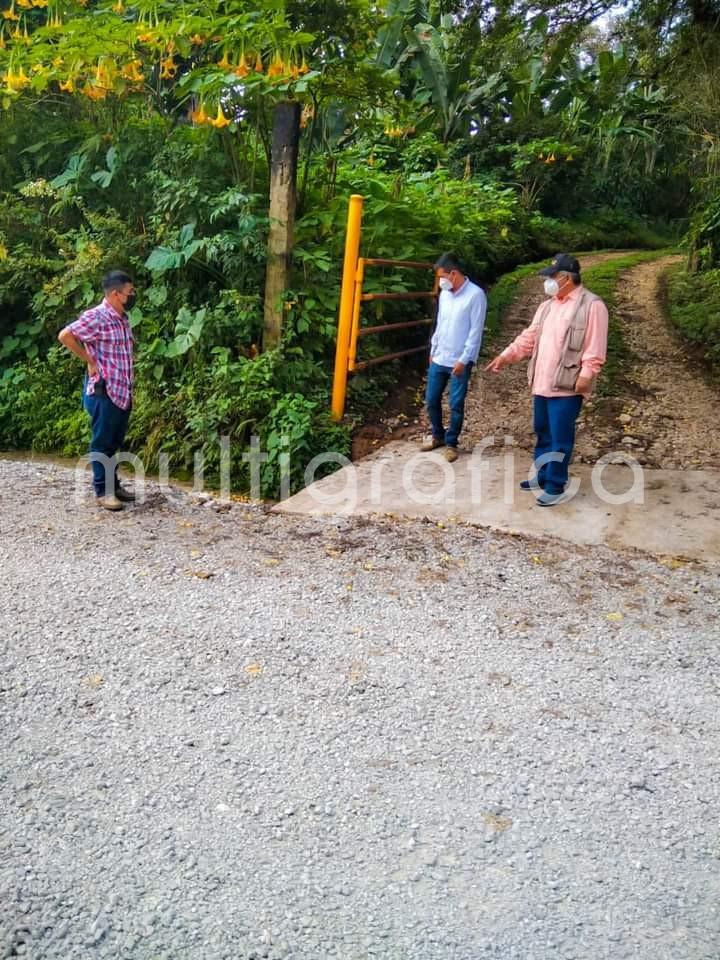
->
xmin=1 ymin=458 xmax=719 ymax=959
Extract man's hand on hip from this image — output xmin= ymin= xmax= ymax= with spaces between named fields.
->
xmin=87 ymin=361 xmax=98 ymax=379
xmin=452 ymin=361 xmax=466 ymax=376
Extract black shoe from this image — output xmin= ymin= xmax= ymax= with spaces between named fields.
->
xmin=114 ymin=485 xmax=136 ymax=503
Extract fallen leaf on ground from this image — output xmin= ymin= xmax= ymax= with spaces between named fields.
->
xmin=488 ymin=672 xmax=512 ymax=687
xmin=483 ymin=813 xmax=513 ymax=832
xmin=348 ymin=662 xmax=366 ymax=682
xmin=606 ymin=612 xmax=623 ymax=621
xmin=245 ymin=663 xmax=262 ymax=675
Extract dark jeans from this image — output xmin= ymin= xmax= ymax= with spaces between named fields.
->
xmin=83 ymin=388 xmax=131 ymax=497
xmin=425 ymin=361 xmax=474 ymax=448
xmin=532 ymin=394 xmax=583 ymax=494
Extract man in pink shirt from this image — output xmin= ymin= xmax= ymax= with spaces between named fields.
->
xmin=485 ymin=253 xmax=609 ymax=506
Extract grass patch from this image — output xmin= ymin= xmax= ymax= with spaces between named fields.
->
xmin=665 ymin=264 xmax=720 ymax=379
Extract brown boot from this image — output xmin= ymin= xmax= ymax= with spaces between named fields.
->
xmin=444 ymin=446 xmax=459 ymax=463
xmin=420 ymin=437 xmax=445 ymax=452
xmin=97 ymin=494 xmax=123 ymax=511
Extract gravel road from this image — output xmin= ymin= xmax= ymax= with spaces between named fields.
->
xmin=1 ymin=458 xmax=719 ymax=960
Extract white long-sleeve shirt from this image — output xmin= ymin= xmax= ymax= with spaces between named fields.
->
xmin=430 ymin=278 xmax=486 ymax=367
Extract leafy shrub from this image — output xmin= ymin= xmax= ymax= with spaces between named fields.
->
xmin=666 ymin=265 xmax=720 ymax=377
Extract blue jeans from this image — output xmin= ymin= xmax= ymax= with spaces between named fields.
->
xmin=83 ymin=388 xmax=131 ymax=497
xmin=425 ymin=361 xmax=473 ymax=448
xmin=532 ymin=395 xmax=583 ymax=494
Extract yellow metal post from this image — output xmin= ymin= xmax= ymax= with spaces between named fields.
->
xmin=348 ymin=258 xmax=366 ymax=373
xmin=331 ymin=194 xmax=364 ymax=421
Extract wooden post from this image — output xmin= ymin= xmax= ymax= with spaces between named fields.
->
xmin=263 ymin=100 xmax=301 ymax=350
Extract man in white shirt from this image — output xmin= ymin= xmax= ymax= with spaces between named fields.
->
xmin=421 ymin=253 xmax=487 ymax=462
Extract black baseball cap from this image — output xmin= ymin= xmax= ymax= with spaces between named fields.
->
xmin=538 ymin=253 xmax=580 ymax=276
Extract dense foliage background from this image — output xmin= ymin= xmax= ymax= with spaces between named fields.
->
xmin=0 ymin=0 xmax=717 ymax=494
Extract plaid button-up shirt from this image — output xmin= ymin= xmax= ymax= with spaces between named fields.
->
xmin=68 ymin=299 xmax=134 ymax=410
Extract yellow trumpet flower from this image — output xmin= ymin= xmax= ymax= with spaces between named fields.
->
xmin=234 ymin=53 xmax=249 ymax=78
xmin=4 ymin=65 xmax=29 ymax=91
xmin=253 ymin=52 xmax=263 ymax=73
xmin=190 ymin=101 xmax=209 ymax=125
xmin=59 ymin=77 xmax=75 ymax=92
xmin=113 ymin=0 xmax=124 ymax=12
xmin=210 ymin=103 xmax=230 ymax=128
xmin=31 ymin=0 xmax=48 ymax=6
xmin=159 ymin=56 xmax=176 ymax=79
xmin=17 ymin=0 xmax=31 ymax=8
xmin=298 ymin=57 xmax=310 ymax=75
xmin=2 ymin=2 xmax=19 ymax=20
xmin=82 ymin=82 xmax=107 ymax=101
xmin=95 ymin=60 xmax=115 ymax=90
xmin=190 ymin=33 xmax=205 ymax=45
xmin=217 ymin=51 xmax=232 ymax=70
xmin=267 ymin=52 xmax=285 ymax=78
xmin=121 ymin=59 xmax=144 ymax=83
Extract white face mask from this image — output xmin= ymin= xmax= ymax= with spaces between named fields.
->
xmin=438 ymin=277 xmax=453 ymax=292
xmin=544 ymin=278 xmax=560 ymax=297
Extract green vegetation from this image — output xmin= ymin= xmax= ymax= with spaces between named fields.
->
xmin=666 ymin=266 xmax=720 ymax=380
xmin=0 ymin=0 xmax=716 ymax=495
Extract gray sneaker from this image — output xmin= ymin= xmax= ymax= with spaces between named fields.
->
xmin=97 ymin=494 xmax=123 ymax=511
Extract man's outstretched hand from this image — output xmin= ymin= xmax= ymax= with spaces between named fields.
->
xmin=485 ymin=355 xmax=508 ymax=374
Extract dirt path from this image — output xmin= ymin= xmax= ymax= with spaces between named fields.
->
xmin=577 ymin=255 xmax=720 ymax=470
xmin=446 ymin=253 xmax=720 ymax=470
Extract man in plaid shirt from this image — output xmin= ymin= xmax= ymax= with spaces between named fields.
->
xmin=58 ymin=271 xmax=137 ymax=511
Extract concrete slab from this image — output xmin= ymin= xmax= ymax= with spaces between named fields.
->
xmin=274 ymin=441 xmax=720 ymax=562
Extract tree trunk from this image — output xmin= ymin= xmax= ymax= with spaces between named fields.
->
xmin=263 ymin=100 xmax=301 ymax=350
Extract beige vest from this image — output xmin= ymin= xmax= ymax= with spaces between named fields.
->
xmin=527 ymin=289 xmax=600 ymax=392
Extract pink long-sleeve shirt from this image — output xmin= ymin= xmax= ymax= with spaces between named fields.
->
xmin=500 ymin=284 xmax=609 ymax=397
